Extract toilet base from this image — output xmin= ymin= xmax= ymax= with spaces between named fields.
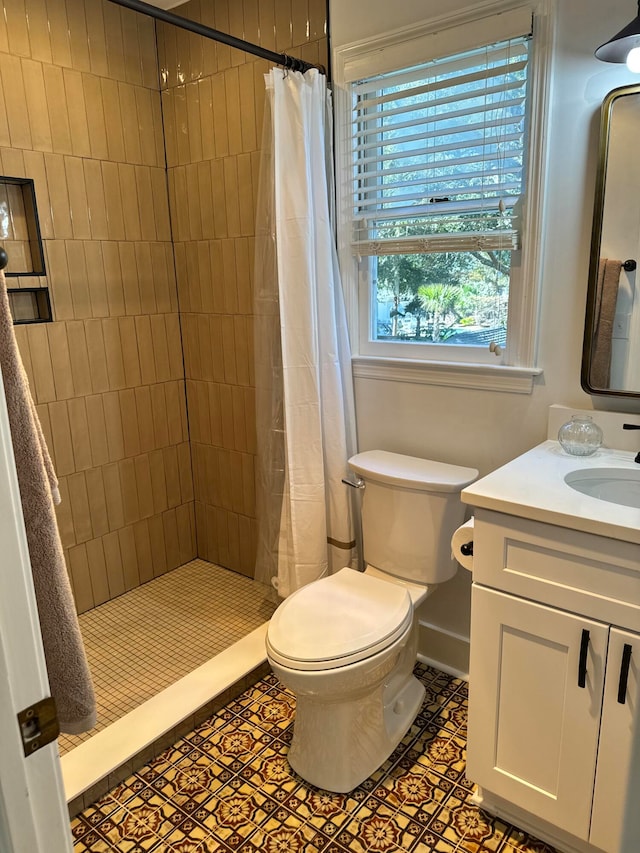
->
xmin=287 ymin=672 xmax=425 ymax=793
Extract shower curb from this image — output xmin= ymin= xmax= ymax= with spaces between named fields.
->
xmin=63 ymin=623 xmax=271 ymax=818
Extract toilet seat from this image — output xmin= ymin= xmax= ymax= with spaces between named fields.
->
xmin=266 ymin=568 xmax=413 ymax=672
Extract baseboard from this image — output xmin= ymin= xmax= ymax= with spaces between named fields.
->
xmin=473 ymin=786 xmax=598 ymax=853
xmin=417 ymin=619 xmax=470 ymax=680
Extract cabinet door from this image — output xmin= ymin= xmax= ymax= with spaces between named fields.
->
xmin=590 ymin=628 xmax=640 ymax=853
xmin=468 ymin=585 xmax=608 ymax=840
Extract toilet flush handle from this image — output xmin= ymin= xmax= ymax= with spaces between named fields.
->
xmin=342 ymin=476 xmax=365 ymax=489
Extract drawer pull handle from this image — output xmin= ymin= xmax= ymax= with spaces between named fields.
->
xmin=578 ymin=629 xmax=590 ymax=688
xmin=617 ymin=644 xmax=633 ymax=704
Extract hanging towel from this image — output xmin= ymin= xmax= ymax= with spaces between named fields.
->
xmin=591 ymin=258 xmax=622 ymax=389
xmin=0 ymin=271 xmax=96 ymax=733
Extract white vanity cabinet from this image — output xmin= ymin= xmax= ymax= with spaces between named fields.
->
xmin=469 ymin=587 xmax=609 ymax=840
xmin=589 ymin=627 xmax=640 ymax=853
xmin=467 ymin=509 xmax=640 ymax=853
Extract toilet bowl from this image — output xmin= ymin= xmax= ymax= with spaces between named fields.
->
xmin=267 ymin=566 xmax=426 ymax=792
xmin=266 ymin=450 xmax=478 ymax=793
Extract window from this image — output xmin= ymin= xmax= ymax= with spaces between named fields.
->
xmin=354 ymin=38 xmax=527 ymax=351
xmin=334 ymin=4 xmax=552 ymax=387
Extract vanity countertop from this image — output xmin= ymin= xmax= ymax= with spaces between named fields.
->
xmin=461 ymin=440 xmax=640 ymax=544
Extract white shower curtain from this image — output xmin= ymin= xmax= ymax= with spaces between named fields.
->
xmin=254 ymin=68 xmax=357 ymax=599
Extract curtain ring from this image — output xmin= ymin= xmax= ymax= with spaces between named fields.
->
xmin=282 ymin=54 xmax=307 ymax=75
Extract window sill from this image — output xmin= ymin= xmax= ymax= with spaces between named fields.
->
xmin=351 ymin=356 xmax=543 ymax=394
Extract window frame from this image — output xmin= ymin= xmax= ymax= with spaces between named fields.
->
xmin=333 ymin=0 xmax=555 ymax=392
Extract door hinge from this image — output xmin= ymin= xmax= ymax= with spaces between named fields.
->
xmin=17 ymin=697 xmax=59 ymax=756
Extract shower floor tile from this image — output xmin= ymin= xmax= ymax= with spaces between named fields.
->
xmin=59 ymin=560 xmax=276 ymax=756
xmin=71 ymin=664 xmax=557 ymax=853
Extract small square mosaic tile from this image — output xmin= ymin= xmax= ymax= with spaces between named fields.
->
xmin=60 ymin=560 xmax=276 ymax=755
xmin=71 ymin=664 xmax=557 ymax=852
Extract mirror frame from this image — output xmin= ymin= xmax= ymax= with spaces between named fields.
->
xmin=581 ymin=83 xmax=640 ymax=398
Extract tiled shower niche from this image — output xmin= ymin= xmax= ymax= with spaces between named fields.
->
xmin=0 ymin=175 xmax=51 ymax=324
xmin=0 ymin=176 xmax=46 ymax=276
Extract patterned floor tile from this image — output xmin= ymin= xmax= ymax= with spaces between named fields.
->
xmin=198 ymin=718 xmax=274 ymax=768
xmin=369 ymin=766 xmax=450 ymax=819
xmin=450 ymin=806 xmax=511 ymax=852
xmin=382 ymin=809 xmax=435 ymax=852
xmin=502 ymin=829 xmax=558 ymax=853
xmin=199 ymin=796 xmax=263 ymax=843
xmin=229 ymin=823 xmax=303 ymax=853
xmin=72 ymin=805 xmax=164 ymax=852
xmin=159 ymin=825 xmax=214 ymax=852
xmin=412 ymin=832 xmax=458 ymax=852
xmin=306 ymin=811 xmax=353 ymax=842
xmin=429 ymin=785 xmax=508 ymax=851
xmin=319 ymin=843 xmax=358 ymax=853
xmin=196 ymin=836 xmax=236 ymax=853
xmin=329 ymin=816 xmax=370 ymax=853
xmin=413 ymin=731 xmax=467 ymax=783
xmin=74 ymin=664 xmax=558 ymax=853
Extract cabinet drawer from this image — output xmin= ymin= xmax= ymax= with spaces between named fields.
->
xmin=473 ymin=510 xmax=640 ymax=631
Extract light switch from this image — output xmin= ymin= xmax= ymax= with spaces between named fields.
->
xmin=613 ymin=315 xmax=631 ymax=340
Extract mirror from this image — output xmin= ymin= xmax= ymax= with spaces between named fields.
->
xmin=582 ymin=84 xmax=640 ymax=397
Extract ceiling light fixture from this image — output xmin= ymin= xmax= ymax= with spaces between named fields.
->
xmin=595 ymin=2 xmax=640 ymax=70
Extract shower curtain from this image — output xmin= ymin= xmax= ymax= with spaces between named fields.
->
xmin=254 ymin=68 xmax=357 ymax=599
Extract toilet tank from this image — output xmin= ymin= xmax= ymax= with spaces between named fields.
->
xmin=349 ymin=451 xmax=478 ymax=585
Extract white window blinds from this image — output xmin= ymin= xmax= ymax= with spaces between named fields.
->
xmin=351 ymin=35 xmax=531 ymax=256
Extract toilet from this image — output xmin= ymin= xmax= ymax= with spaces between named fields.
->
xmin=266 ymin=450 xmax=478 ymax=793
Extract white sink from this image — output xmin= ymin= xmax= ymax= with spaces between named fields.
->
xmin=565 ymin=468 xmax=640 ymax=509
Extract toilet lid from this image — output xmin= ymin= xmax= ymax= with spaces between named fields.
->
xmin=266 ymin=568 xmax=413 ymax=672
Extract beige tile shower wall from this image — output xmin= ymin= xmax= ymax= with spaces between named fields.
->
xmin=158 ymin=0 xmax=327 ymax=578
xmin=1 ymin=1 xmax=195 ymax=613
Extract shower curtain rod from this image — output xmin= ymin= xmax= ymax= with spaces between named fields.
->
xmin=107 ymin=0 xmax=324 ymax=74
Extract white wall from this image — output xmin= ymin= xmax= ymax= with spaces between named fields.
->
xmin=331 ymin=0 xmax=640 ymax=670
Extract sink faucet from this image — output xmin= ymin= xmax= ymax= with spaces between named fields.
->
xmin=622 ymin=424 xmax=640 ymax=463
